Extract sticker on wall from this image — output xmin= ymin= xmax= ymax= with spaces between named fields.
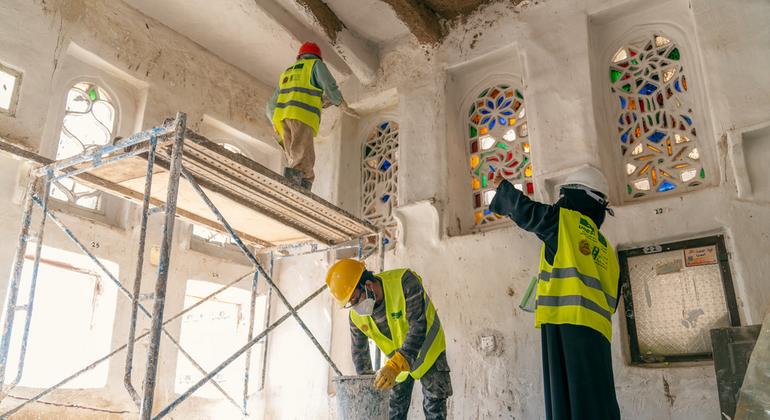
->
xmin=684 ymin=245 xmax=717 ymax=267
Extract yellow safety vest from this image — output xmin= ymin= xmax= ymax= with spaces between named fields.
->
xmin=350 ymin=269 xmax=446 ymax=382
xmin=271 ymin=58 xmax=323 ymax=141
xmin=535 ymin=208 xmax=620 ymax=342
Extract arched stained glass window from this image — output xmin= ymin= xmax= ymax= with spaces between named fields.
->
xmin=609 ymin=34 xmax=705 ymax=200
xmin=50 ymin=82 xmax=116 ymax=210
xmin=362 ymin=121 xmax=398 ymax=248
xmin=467 ymin=84 xmax=532 ymax=226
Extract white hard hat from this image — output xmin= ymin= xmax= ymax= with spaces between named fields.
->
xmin=559 ymin=166 xmax=609 ymax=198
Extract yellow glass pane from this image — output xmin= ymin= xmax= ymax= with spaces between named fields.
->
xmin=472 ymin=178 xmax=481 ymax=190
xmin=470 ymin=154 xmax=480 ymax=168
xmin=508 ymin=118 xmax=517 ymax=126
xmin=475 ymin=212 xmax=483 ymax=224
xmin=524 ymin=164 xmax=532 ymax=177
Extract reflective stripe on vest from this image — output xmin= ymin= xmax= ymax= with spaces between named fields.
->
xmin=535 ymin=208 xmax=620 ymax=342
xmin=350 ymin=269 xmax=446 ymax=382
xmin=272 ymin=59 xmax=323 ymax=140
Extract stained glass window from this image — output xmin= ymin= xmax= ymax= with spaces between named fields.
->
xmin=609 ymin=34 xmax=706 ymax=200
xmin=467 ymin=84 xmax=532 ymax=226
xmin=362 ymin=121 xmax=398 ymax=248
xmin=50 ymin=82 xmax=116 ymax=210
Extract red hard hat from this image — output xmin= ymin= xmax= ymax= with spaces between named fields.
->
xmin=297 ymin=42 xmax=322 ymax=59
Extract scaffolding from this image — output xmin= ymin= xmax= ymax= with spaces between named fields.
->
xmin=0 ymin=113 xmax=384 ymax=419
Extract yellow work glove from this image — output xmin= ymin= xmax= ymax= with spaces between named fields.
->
xmin=374 ymin=352 xmax=410 ymax=390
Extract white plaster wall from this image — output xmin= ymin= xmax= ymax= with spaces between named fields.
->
xmin=323 ymin=0 xmax=770 ymax=419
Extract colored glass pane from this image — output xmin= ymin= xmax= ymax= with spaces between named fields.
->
xmin=610 ymin=69 xmax=622 ymax=83
xmin=467 ymin=83 xmax=531 ymax=226
xmin=610 ymin=34 xmax=706 ymax=200
xmin=362 ymin=121 xmax=399 ymax=250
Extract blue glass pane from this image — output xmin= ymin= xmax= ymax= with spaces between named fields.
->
xmin=487 ymin=100 xmax=494 ymax=109
xmin=620 ymin=130 xmax=629 ymax=143
xmin=383 ymin=237 xmax=390 ymax=245
xmin=488 ymin=165 xmax=496 ymax=173
xmin=674 ymin=80 xmax=681 ymax=92
xmin=379 ymin=159 xmax=392 ymax=171
xmin=501 ymin=110 xmax=513 ymax=116
xmin=496 ymin=95 xmax=504 ymax=108
xmin=647 ymin=131 xmax=666 ymax=143
xmin=379 ymin=122 xmax=389 ymax=130
xmin=481 ymin=116 xmax=490 ymax=124
xmin=681 ymin=115 xmax=692 ymax=125
xmin=480 ymin=108 xmax=491 ymax=115
xmin=489 ymin=118 xmax=496 ymax=130
xmin=639 ymin=83 xmax=658 ymax=95
xmin=499 ymin=117 xmax=506 ymax=126
xmin=381 ymin=194 xmax=390 ymax=203
xmin=657 ymin=180 xmax=676 ymax=192
xmin=483 ymin=209 xmax=492 ymax=216
xmin=502 ymin=100 xmax=512 ymax=109
xmin=619 ymin=97 xmax=627 ymax=109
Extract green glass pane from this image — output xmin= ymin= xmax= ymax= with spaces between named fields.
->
xmin=700 ymin=168 xmax=705 ymax=179
xmin=481 ymin=175 xmax=488 ymax=188
xmin=631 ymin=59 xmax=639 ymax=65
xmin=521 ymin=156 xmax=529 ymax=165
xmin=668 ymin=48 xmax=680 ymax=60
xmin=622 ymin=84 xmax=631 ymax=92
xmin=497 ymin=142 xmax=509 ymax=150
xmin=627 ymin=184 xmax=632 ymax=194
xmin=478 ymin=88 xmax=489 ymax=98
xmin=516 ymin=90 xmax=524 ymax=100
xmin=470 ymin=126 xmax=477 ymax=138
xmin=610 ymin=69 xmax=622 ymax=83
xmin=88 ymin=87 xmax=98 ymax=101
xmin=474 ymin=166 xmax=481 ymax=176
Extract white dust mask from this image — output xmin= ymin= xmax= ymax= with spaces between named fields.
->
xmin=352 ymin=286 xmax=375 ymax=316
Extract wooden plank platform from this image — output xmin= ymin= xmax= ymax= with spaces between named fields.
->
xmin=1 ymin=127 xmax=376 ymax=248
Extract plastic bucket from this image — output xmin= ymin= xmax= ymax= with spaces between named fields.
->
xmin=333 ymin=375 xmax=389 ymax=420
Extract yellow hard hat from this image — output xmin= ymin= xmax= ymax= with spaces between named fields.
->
xmin=326 ymin=259 xmax=366 ymax=307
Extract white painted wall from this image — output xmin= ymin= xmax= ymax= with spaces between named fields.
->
xmin=0 ymin=0 xmax=768 ymax=419
xmin=319 ymin=0 xmax=770 ymax=419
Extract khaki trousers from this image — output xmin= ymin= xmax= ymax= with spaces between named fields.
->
xmin=279 ymin=118 xmax=316 ymax=182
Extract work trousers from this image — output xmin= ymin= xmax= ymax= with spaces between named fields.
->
xmin=541 ymin=323 xmax=621 ymax=420
xmin=389 ymin=353 xmax=452 ymax=420
xmin=279 ymin=118 xmax=316 ymax=182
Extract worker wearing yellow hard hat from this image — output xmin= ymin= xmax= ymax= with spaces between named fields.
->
xmin=326 ymin=259 xmax=452 ymax=419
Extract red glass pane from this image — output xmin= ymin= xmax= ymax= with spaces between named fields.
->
xmin=471 ymin=141 xmax=478 ymax=153
xmin=474 ymin=193 xmax=481 ymax=208
xmin=526 ymin=182 xmax=534 ymax=194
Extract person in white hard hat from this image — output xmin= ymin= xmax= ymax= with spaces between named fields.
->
xmin=490 ymin=166 xmax=621 ymax=420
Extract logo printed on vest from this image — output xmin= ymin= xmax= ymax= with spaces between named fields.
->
xmin=592 ymin=246 xmax=600 ymax=260
xmin=578 ymin=218 xmax=595 ymax=237
xmin=579 ymin=239 xmax=592 ymax=255
xmin=390 ymin=310 xmax=403 ymax=319
xmin=361 ymin=325 xmax=369 ymax=332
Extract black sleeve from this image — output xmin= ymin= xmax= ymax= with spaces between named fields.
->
xmin=489 ymin=180 xmax=560 ymax=260
xmin=349 ymin=316 xmax=374 ymax=374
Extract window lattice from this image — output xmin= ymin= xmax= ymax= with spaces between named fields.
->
xmin=50 ymin=82 xmax=116 ymax=210
xmin=467 ymin=84 xmax=532 ymax=226
xmin=362 ymin=121 xmax=398 ymax=248
xmin=609 ymin=34 xmax=705 ymax=200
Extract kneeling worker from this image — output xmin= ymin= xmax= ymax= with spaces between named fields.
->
xmin=326 ymin=259 xmax=452 ymax=420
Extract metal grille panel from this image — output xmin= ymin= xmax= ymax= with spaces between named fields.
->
xmin=628 ymin=248 xmax=730 ymax=356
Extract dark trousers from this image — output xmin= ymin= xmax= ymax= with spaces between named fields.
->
xmin=541 ymin=324 xmax=621 ymax=420
xmin=389 ymin=354 xmax=452 ymax=420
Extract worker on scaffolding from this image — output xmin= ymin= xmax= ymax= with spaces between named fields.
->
xmin=326 ymin=259 xmax=452 ymax=420
xmin=265 ymin=41 xmax=354 ymax=190
xmin=490 ymin=166 xmax=621 ymax=420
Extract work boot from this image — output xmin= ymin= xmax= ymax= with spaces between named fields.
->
xmin=283 ymin=167 xmax=303 ymax=186
xmin=300 ymin=179 xmax=313 ymax=191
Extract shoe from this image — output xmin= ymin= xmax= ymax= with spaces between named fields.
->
xmin=283 ymin=167 xmax=303 ymax=186
xmin=300 ymin=179 xmax=313 ymax=190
